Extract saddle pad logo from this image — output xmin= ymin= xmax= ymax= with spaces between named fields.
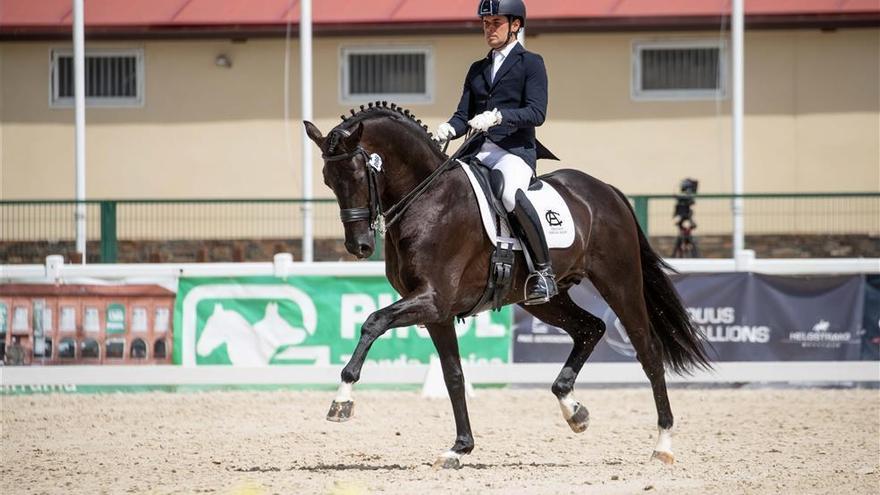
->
xmin=545 ymin=210 xmax=563 ymax=227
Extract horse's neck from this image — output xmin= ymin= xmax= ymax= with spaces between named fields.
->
xmin=377 ymin=142 xmax=445 ymax=208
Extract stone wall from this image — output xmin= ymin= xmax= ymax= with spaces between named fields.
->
xmin=649 ymin=234 xmax=879 ymax=259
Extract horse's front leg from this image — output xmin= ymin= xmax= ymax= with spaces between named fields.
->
xmin=425 ymin=321 xmax=473 ymax=469
xmin=327 ymin=290 xmax=440 ymax=422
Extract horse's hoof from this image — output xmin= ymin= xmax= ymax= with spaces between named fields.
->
xmin=432 ymin=455 xmax=462 ymax=470
xmin=326 ymin=400 xmax=354 ymax=422
xmin=651 ymin=450 xmax=675 ymax=465
xmin=566 ymin=403 xmax=590 ymax=433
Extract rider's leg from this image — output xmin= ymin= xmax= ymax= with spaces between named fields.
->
xmin=492 ymin=155 xmax=558 ymax=304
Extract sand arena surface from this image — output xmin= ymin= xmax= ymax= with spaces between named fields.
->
xmin=2 ymin=387 xmax=878 ymax=494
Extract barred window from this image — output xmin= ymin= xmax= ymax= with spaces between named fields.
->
xmin=50 ymin=49 xmax=144 ymax=107
xmin=341 ymin=46 xmax=433 ymax=103
xmin=632 ymin=41 xmax=726 ymax=100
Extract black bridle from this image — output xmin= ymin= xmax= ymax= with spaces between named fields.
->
xmin=322 ymin=131 xmax=482 ymax=234
xmin=322 ymin=145 xmax=384 ymax=230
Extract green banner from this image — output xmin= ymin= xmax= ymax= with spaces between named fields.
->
xmin=173 ymin=276 xmax=511 ymax=366
xmin=0 ymin=302 xmax=7 ymax=334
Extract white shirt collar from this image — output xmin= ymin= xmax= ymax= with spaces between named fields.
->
xmin=493 ymin=39 xmax=519 ymax=60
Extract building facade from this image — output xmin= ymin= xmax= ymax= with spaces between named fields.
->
xmin=2 ymin=2 xmax=877 ymax=202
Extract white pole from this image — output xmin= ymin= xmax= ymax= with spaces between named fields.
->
xmin=299 ymin=0 xmax=314 ymax=262
xmin=73 ymin=0 xmax=87 ymax=264
xmin=732 ymin=0 xmax=745 ymax=261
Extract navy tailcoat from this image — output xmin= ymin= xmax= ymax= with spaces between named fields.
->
xmin=447 ymin=42 xmax=558 ymax=169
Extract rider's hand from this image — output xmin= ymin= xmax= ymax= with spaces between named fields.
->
xmin=436 ymin=122 xmax=456 ymax=142
xmin=468 ymin=108 xmax=502 ymax=132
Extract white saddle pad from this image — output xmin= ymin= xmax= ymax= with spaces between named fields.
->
xmin=460 ymin=161 xmax=575 ymax=250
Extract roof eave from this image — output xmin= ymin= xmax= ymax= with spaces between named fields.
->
xmin=2 ymin=14 xmax=878 ymax=41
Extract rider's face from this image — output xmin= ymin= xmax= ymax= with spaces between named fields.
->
xmin=482 ymin=15 xmax=520 ymax=49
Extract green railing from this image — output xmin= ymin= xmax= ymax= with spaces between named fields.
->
xmin=1 ymin=193 xmax=877 ymax=263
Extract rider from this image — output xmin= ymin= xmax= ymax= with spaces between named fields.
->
xmin=436 ymin=0 xmax=559 ymax=305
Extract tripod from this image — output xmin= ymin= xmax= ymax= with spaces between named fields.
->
xmin=672 ymin=217 xmax=700 ymax=258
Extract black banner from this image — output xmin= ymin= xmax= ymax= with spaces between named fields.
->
xmin=513 ymin=273 xmax=869 ymax=363
xmin=863 ymin=275 xmax=880 ymax=360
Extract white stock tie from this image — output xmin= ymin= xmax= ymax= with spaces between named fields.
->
xmin=491 ymin=50 xmax=505 ymax=83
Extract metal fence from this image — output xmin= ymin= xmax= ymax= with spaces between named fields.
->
xmin=634 ymin=193 xmax=880 ymax=237
xmin=1 ymin=193 xmax=877 ymax=263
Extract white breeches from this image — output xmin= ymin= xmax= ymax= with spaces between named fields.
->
xmin=476 ymin=141 xmax=534 ymax=212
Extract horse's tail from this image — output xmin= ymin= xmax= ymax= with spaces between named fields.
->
xmin=610 ymin=185 xmax=713 ymax=375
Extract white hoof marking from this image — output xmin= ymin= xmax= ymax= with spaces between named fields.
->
xmin=558 ymin=392 xmax=579 ymax=421
xmin=654 ymin=427 xmax=674 ymax=457
xmin=335 ymin=382 xmax=353 ymax=402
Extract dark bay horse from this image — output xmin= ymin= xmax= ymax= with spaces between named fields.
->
xmin=304 ymin=103 xmax=709 ymax=469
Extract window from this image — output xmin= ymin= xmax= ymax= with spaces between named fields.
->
xmin=131 ymin=338 xmax=147 ymax=359
xmin=50 ymin=48 xmax=144 ymax=107
xmin=154 ymin=308 xmax=170 ymax=333
xmin=154 ymin=340 xmax=167 ymax=359
xmin=34 ymin=338 xmax=52 ymax=358
xmin=83 ymin=306 xmax=100 ymax=333
xmin=60 ymin=306 xmax=77 ymax=332
xmin=632 ymin=40 xmax=726 ymax=101
xmin=59 ymin=338 xmax=76 ymax=359
xmin=132 ymin=307 xmax=148 ymax=333
xmin=0 ymin=302 xmax=7 ymax=335
xmin=81 ymin=338 xmax=100 ymax=359
xmin=341 ymin=46 xmax=433 ymax=103
xmin=106 ymin=339 xmax=125 ymax=359
xmin=12 ymin=306 xmax=29 ymax=334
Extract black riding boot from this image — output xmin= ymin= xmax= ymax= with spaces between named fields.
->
xmin=509 ymin=190 xmax=558 ymax=305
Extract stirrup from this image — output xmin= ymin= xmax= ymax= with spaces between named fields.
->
xmin=523 ymin=269 xmax=558 ymax=305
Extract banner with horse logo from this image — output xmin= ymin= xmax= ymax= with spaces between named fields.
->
xmin=513 ymin=273 xmax=868 ymax=363
xmin=174 ymin=276 xmax=511 ymax=367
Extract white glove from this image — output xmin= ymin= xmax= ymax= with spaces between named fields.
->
xmin=436 ymin=122 xmax=456 ymax=142
xmin=468 ymin=108 xmax=502 ymax=132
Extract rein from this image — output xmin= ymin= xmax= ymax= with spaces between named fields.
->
xmin=323 ymin=131 xmax=482 ymax=234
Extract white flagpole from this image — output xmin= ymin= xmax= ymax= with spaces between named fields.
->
xmin=732 ymin=0 xmax=746 ymax=262
xmin=299 ymin=0 xmax=314 ymax=262
xmin=73 ymin=0 xmax=87 ymax=264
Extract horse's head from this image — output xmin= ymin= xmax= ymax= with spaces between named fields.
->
xmin=196 ymin=303 xmax=251 ymax=357
xmin=304 ymin=120 xmax=376 ymax=259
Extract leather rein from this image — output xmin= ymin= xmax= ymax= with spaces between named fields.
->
xmin=322 ymin=131 xmax=481 ymax=235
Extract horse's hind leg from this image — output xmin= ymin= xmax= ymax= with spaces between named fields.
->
xmin=590 ymin=271 xmax=675 ymax=464
xmin=425 ymin=320 xmax=474 ymax=469
xmin=521 ymin=291 xmax=606 ymax=433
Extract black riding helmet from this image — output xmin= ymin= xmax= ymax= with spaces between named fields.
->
xmin=477 ymin=0 xmax=526 ymax=28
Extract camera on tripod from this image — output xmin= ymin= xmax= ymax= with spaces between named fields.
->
xmin=673 ymin=178 xmax=698 ymax=230
xmin=671 ymin=178 xmax=700 ymax=258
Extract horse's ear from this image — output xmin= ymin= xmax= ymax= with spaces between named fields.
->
xmin=344 ymin=122 xmax=364 ymax=148
xmin=303 ymin=121 xmax=325 ymax=146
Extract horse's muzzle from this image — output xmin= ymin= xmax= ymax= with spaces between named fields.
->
xmin=345 ymin=238 xmax=374 ymax=259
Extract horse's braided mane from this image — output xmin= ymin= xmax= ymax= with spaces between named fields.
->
xmin=334 ymin=101 xmax=447 ymax=158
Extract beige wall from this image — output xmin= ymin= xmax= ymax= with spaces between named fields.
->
xmin=1 ymin=28 xmax=878 ymax=202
